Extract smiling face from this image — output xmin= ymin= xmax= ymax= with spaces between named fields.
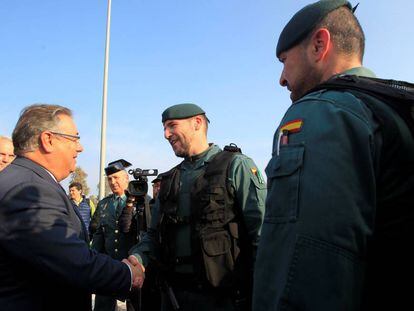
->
xmin=107 ymin=170 xmax=129 ymax=196
xmin=69 ymin=186 xmax=82 ymax=201
xmin=52 ymin=114 xmax=84 ymax=180
xmin=163 ymin=118 xmax=195 ymax=158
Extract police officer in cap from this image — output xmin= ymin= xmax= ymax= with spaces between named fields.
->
xmin=151 ymin=175 xmax=162 ymax=202
xmin=146 ymin=174 xmax=162 ymax=226
xmin=253 ymin=1 xmax=414 ymax=310
xmin=92 ymin=159 xmax=139 ymax=311
xmin=129 ymin=103 xmax=266 ymax=311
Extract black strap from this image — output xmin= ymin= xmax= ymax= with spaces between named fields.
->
xmin=205 ymin=145 xmax=241 ymax=178
xmin=307 ymin=75 xmax=414 ymax=138
xmin=223 ymin=143 xmax=242 ymax=153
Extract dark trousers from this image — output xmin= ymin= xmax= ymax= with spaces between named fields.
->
xmin=160 ymin=289 xmax=235 ymax=311
xmin=141 ymin=282 xmax=161 ymax=311
xmin=93 ymin=295 xmax=117 ymax=311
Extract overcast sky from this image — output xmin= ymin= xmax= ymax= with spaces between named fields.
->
xmin=1 ymin=0 xmax=413 ymax=194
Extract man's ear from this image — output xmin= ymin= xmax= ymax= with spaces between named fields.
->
xmin=309 ymin=28 xmax=331 ymax=62
xmin=193 ymin=115 xmax=203 ymax=131
xmin=39 ymin=131 xmax=55 ymax=153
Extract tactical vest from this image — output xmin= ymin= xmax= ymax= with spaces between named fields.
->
xmin=157 ymin=146 xmax=253 ymax=289
xmin=308 ymin=74 xmax=414 ymax=137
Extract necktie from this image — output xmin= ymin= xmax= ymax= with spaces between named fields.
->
xmin=115 ymin=196 xmax=124 ymax=218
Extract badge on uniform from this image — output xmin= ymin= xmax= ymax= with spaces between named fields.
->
xmin=277 ymin=119 xmax=303 ymax=155
xmin=251 ymin=167 xmax=265 ymax=184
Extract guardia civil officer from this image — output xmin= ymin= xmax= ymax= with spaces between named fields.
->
xmin=253 ymin=1 xmax=414 ymax=310
xmin=147 ymin=174 xmax=162 ymax=225
xmin=129 ymin=103 xmax=266 ymax=311
xmin=92 ymin=159 xmax=139 ymax=311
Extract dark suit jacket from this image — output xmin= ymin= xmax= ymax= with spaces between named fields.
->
xmin=0 ymin=157 xmax=131 ymax=311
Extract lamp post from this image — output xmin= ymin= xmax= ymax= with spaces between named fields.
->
xmin=98 ymin=0 xmax=112 ymax=200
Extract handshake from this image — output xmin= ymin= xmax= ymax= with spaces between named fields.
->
xmin=122 ymin=255 xmax=146 ymax=289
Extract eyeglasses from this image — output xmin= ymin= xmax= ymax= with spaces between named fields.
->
xmin=50 ymin=131 xmax=81 ymax=143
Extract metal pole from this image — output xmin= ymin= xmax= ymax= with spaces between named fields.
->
xmin=98 ymin=0 xmax=112 ymax=200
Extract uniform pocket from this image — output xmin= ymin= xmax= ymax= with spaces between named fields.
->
xmin=265 ymin=144 xmax=304 ymax=223
xmin=201 ymin=230 xmax=235 ymax=287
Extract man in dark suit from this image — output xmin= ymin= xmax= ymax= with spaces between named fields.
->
xmin=0 ymin=104 xmax=144 ymax=311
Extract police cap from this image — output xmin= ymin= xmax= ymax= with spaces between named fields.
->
xmin=151 ymin=175 xmax=162 ymax=184
xmin=105 ymin=159 xmax=132 ymax=176
xmin=276 ymin=0 xmax=353 ymax=58
xmin=162 ymin=103 xmax=209 ymax=123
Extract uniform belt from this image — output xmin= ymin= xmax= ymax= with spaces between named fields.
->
xmin=168 ymin=272 xmax=210 ymax=292
xmin=165 ymin=215 xmax=191 ymax=225
xmin=167 ymin=273 xmax=234 ymax=296
xmin=174 ymin=256 xmax=192 ymax=265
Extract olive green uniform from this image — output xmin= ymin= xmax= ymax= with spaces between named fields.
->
xmin=131 ymin=144 xmax=266 ymax=311
xmin=92 ymin=194 xmax=138 ymax=311
xmin=253 ymin=67 xmax=414 ymax=310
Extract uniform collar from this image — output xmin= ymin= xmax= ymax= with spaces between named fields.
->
xmin=113 ymin=193 xmax=126 ymax=201
xmin=181 ymin=144 xmax=221 ymax=170
xmin=341 ymin=66 xmax=376 ymax=78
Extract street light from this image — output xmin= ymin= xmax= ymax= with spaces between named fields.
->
xmin=98 ymin=0 xmax=112 ymax=200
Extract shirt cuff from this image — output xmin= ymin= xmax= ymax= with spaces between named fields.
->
xmin=123 ymin=261 xmax=133 ymax=291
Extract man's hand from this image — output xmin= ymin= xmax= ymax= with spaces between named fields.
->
xmin=122 ymin=255 xmax=145 ymax=289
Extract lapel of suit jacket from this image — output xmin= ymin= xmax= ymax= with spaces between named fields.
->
xmin=13 ymin=157 xmax=89 ymax=243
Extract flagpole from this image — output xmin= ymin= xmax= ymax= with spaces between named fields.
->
xmin=98 ymin=0 xmax=112 ymax=200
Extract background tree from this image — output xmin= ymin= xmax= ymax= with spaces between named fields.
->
xmin=69 ymin=166 xmax=90 ymax=196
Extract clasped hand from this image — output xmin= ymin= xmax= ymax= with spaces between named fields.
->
xmin=122 ymin=255 xmax=146 ymax=289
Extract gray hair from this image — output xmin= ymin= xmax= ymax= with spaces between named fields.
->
xmin=0 ymin=136 xmax=12 ymax=143
xmin=12 ymin=104 xmax=72 ymax=155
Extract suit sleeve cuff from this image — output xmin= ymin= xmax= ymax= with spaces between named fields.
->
xmin=123 ymin=261 xmax=133 ymax=291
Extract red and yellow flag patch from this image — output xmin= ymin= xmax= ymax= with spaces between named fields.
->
xmin=280 ymin=119 xmax=303 ymax=133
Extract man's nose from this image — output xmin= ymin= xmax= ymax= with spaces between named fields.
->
xmin=279 ymin=71 xmax=288 ymax=87
xmin=77 ymin=141 xmax=84 ymax=153
xmin=164 ymin=128 xmax=171 ymax=140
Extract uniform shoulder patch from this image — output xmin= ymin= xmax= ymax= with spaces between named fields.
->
xmin=251 ymin=167 xmax=265 ymax=184
xmin=280 ymin=119 xmax=303 ymax=133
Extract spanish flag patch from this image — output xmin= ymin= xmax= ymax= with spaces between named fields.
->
xmin=280 ymin=119 xmax=303 ymax=133
xmin=251 ymin=167 xmax=265 ymax=184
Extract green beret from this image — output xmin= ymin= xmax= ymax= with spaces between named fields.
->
xmin=162 ymin=103 xmax=208 ymax=123
xmin=276 ymin=0 xmax=353 ymax=58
